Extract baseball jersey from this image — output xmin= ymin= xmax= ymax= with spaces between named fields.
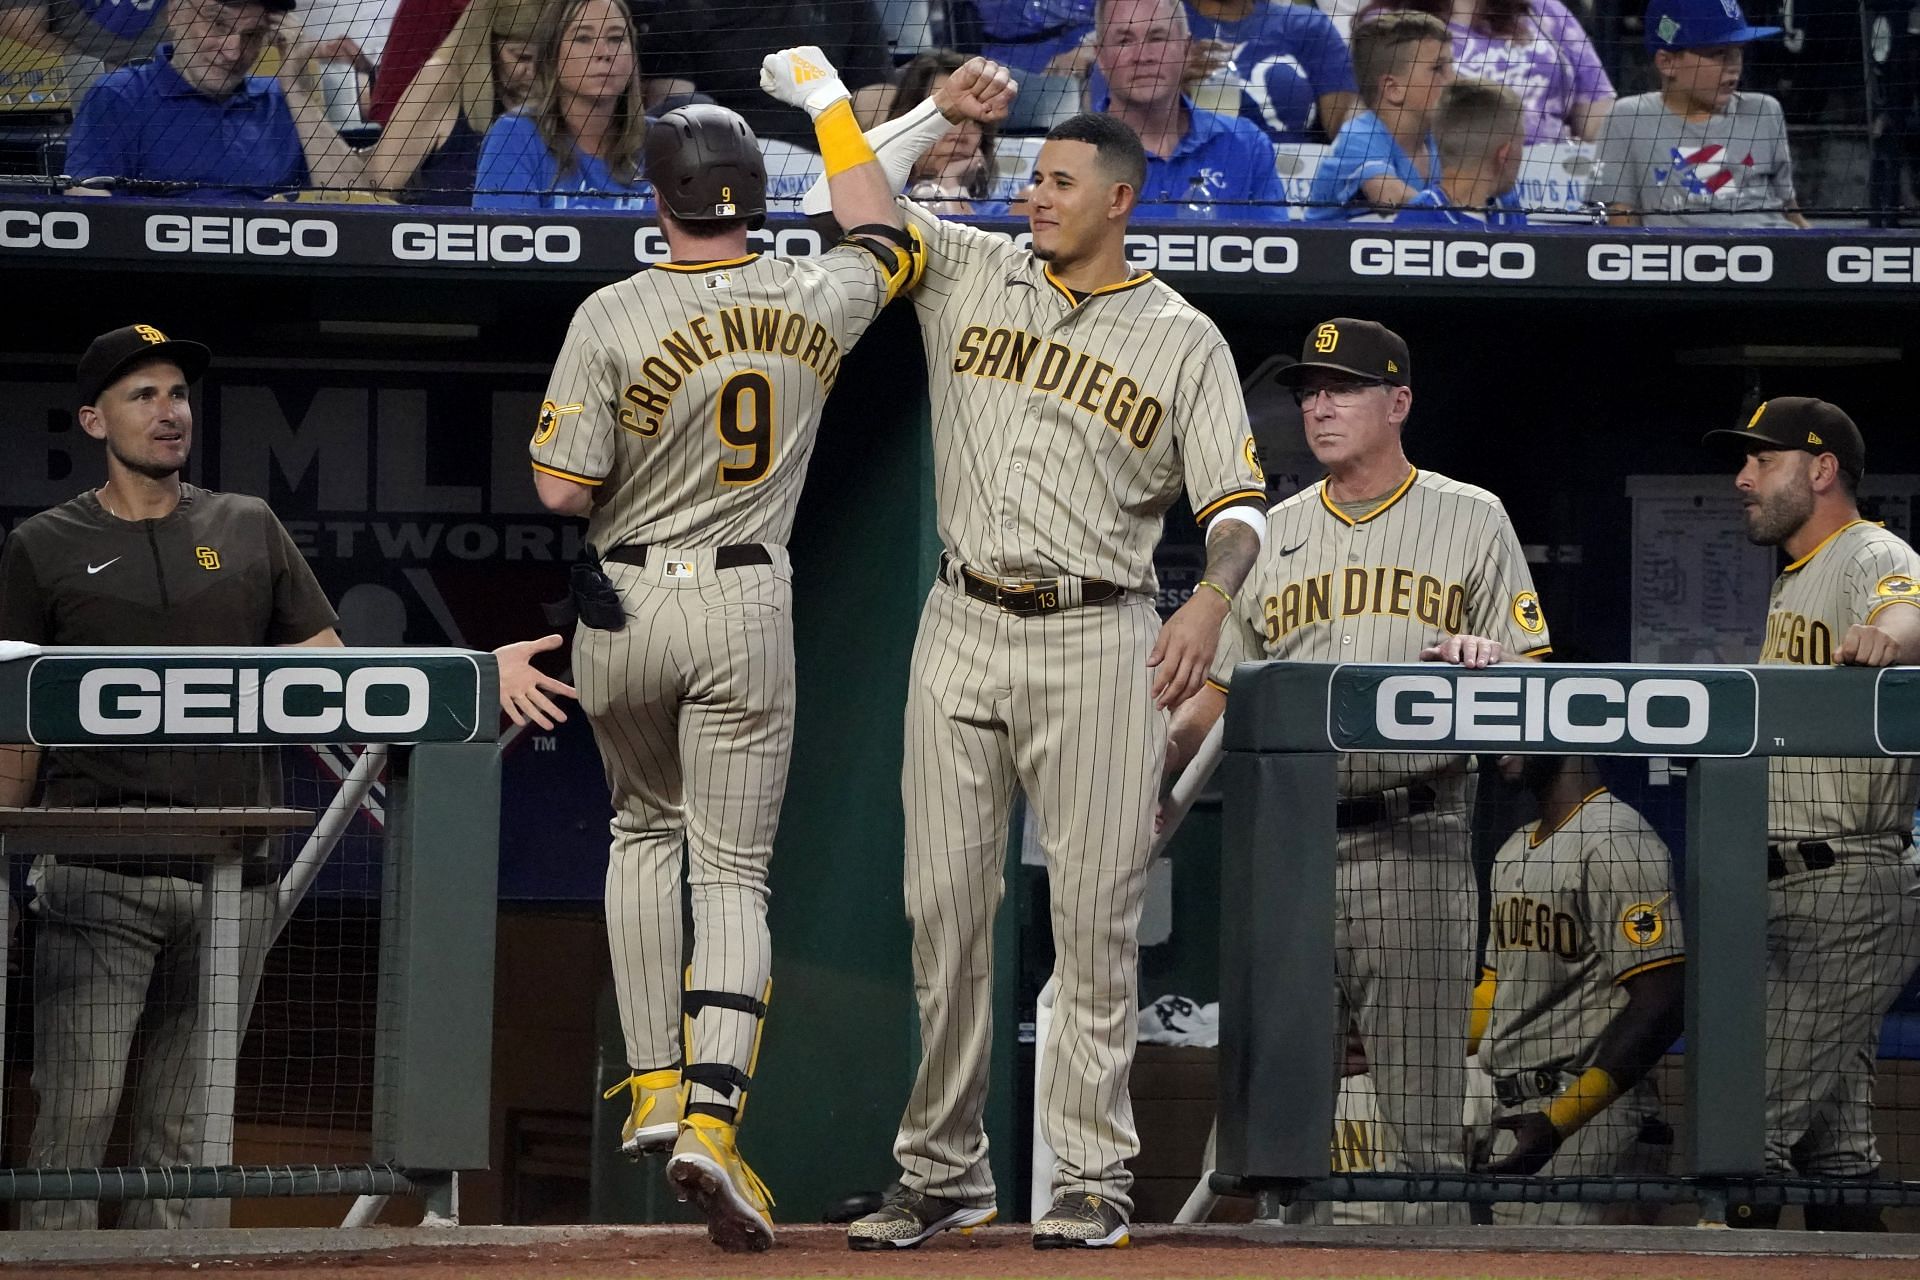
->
xmin=532 ymin=248 xmax=889 ymax=551
xmin=900 ymin=200 xmax=1267 ymax=595
xmin=1208 ymin=468 xmax=1551 ymax=795
xmin=1480 ymin=788 xmax=1685 ymax=1077
xmin=1758 ymin=519 xmax=1920 ymax=840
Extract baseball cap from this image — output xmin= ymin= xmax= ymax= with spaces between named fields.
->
xmin=1644 ymin=0 xmax=1781 ymax=51
xmin=77 ymin=325 xmax=212 ymax=407
xmin=1701 ymin=397 xmax=1865 ymax=482
xmin=1275 ymin=318 xmax=1411 ymax=387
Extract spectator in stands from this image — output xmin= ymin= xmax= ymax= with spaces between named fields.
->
xmin=63 ymin=0 xmax=368 ymax=199
xmin=0 ymin=324 xmax=572 ymax=1231
xmin=1304 ymin=10 xmax=1452 ymax=219
xmin=1093 ymin=0 xmax=1287 ymax=219
xmin=1592 ymin=0 xmax=1807 ymax=227
xmin=472 ymin=0 xmax=651 ymax=209
xmin=962 ymin=0 xmax=1095 ymax=77
xmin=639 ymin=0 xmax=890 ymax=151
xmin=1394 ymin=78 xmax=1527 ymax=225
xmin=1357 ymin=0 xmax=1612 ymax=144
xmin=885 ymin=50 xmax=1012 ymax=215
xmin=1182 ymin=0 xmax=1358 ymax=145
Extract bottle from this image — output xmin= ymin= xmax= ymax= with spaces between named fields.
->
xmin=1182 ymin=174 xmax=1215 ymax=219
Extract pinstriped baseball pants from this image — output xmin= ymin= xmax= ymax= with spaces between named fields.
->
xmin=574 ymin=547 xmax=794 ymax=1113
xmin=896 ymin=580 xmax=1165 ymax=1214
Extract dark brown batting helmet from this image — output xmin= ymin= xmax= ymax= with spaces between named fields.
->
xmin=645 ymin=104 xmax=767 ymax=230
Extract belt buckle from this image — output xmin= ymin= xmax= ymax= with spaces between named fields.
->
xmin=992 ymin=576 xmax=1062 ymax=616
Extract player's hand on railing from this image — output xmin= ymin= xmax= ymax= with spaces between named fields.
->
xmin=932 ymin=56 xmax=1019 ymax=127
xmin=759 ymin=46 xmax=852 ymax=119
xmin=1479 ymin=1110 xmax=1562 ymax=1177
xmin=1419 ymin=633 xmax=1507 ymax=669
xmin=493 ymin=634 xmax=579 ymax=731
xmin=1837 ymin=622 xmax=1903 ymax=667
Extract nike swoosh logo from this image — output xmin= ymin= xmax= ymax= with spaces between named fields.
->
xmin=1277 ymin=540 xmax=1308 ymax=557
xmin=86 ymin=558 xmax=121 ymax=574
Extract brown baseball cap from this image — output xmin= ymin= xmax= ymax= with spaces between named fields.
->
xmin=77 ymin=324 xmax=211 ymax=407
xmin=1702 ymin=396 xmax=1865 ymax=483
xmin=1275 ymin=318 xmax=1411 ymax=387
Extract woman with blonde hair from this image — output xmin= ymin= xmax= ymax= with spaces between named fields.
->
xmin=472 ymin=0 xmax=658 ymax=208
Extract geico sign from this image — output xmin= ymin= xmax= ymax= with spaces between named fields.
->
xmin=146 ymin=214 xmax=338 ymax=257
xmin=78 ymin=666 xmax=430 ymax=736
xmin=1828 ymin=246 xmax=1920 ymax=284
xmin=1123 ymin=232 xmax=1299 ymax=274
xmin=393 ymin=222 xmax=581 ymax=262
xmin=1373 ymin=674 xmax=1711 ymax=746
xmin=0 ymin=209 xmax=89 ymax=249
xmin=634 ymin=226 xmax=824 ymax=262
xmin=1587 ymin=243 xmax=1773 ymax=283
xmin=1351 ymin=238 xmax=1534 ymax=279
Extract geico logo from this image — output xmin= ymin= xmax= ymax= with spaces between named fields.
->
xmin=1373 ymin=673 xmax=1711 ymax=746
xmin=0 ymin=209 xmax=88 ymax=249
xmin=1827 ymin=246 xmax=1920 ymax=284
xmin=1122 ymin=232 xmax=1298 ymax=274
xmin=145 ymin=214 xmax=337 ymax=257
xmin=633 ymin=226 xmax=823 ymax=262
xmin=392 ymin=222 xmax=581 ymax=262
xmin=1351 ymin=238 xmax=1534 ymax=279
xmin=1587 ymin=243 xmax=1772 ymax=283
xmin=77 ymin=666 xmax=431 ymax=736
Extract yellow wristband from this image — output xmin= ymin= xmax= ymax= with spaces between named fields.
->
xmin=815 ymin=99 xmax=874 ymax=178
xmin=1543 ymin=1066 xmax=1620 ymax=1137
xmin=1196 ymin=578 xmax=1232 ymax=605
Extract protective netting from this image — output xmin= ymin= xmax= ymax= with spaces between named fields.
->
xmin=0 ymin=0 xmax=1912 ymax=222
xmin=1 ymin=742 xmax=389 ymax=1228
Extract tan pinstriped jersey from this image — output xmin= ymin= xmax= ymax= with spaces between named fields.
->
xmin=1758 ymin=519 xmax=1920 ymax=839
xmin=532 ymin=248 xmax=888 ymax=549
xmin=899 ymin=201 xmax=1265 ymax=594
xmin=1210 ymin=468 xmax=1551 ymax=795
xmin=1481 ymin=789 xmax=1685 ymax=1077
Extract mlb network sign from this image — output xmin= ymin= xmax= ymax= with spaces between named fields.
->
xmin=25 ymin=654 xmax=486 ymax=746
xmin=1328 ymin=665 xmax=1759 ymax=756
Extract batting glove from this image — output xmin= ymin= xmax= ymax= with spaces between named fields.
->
xmin=759 ymin=45 xmax=851 ymax=119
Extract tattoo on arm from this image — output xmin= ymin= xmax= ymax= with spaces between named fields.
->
xmin=1202 ymin=521 xmax=1260 ymax=597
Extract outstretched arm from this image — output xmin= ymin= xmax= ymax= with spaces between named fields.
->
xmin=762 ymin=46 xmax=899 ymax=233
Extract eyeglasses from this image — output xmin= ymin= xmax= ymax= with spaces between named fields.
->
xmin=1291 ymin=379 xmax=1385 ymax=408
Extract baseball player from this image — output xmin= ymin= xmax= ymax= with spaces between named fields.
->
xmin=528 ymin=52 xmax=935 ymax=1253
xmin=1166 ymin=318 xmax=1552 ymax=1226
xmin=1703 ymin=397 xmax=1920 ymax=1231
xmin=1473 ymin=751 xmax=1685 ymax=1226
xmin=806 ymin=99 xmax=1268 ymax=1250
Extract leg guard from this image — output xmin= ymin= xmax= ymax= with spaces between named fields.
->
xmin=683 ymin=971 xmax=773 ymax=1122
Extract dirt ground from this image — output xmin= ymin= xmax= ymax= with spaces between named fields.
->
xmin=5 ymin=1226 xmax=1916 ymax=1280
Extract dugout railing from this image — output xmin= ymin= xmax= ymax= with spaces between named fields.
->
xmin=0 ymin=646 xmax=501 ymax=1226
xmin=1217 ymin=659 xmax=1920 ymax=1223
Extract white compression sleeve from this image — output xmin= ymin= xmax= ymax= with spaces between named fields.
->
xmin=799 ymin=98 xmax=954 ymax=217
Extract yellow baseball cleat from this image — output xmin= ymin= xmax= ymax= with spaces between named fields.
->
xmin=666 ymin=1113 xmax=776 ymax=1252
xmin=602 ymin=1069 xmax=681 ymax=1156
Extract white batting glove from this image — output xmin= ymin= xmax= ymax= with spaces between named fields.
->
xmin=759 ymin=45 xmax=852 ymax=119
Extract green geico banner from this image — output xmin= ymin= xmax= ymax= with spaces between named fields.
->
xmin=1327 ymin=664 xmax=1760 ymax=757
xmin=25 ymin=653 xmax=485 ymax=746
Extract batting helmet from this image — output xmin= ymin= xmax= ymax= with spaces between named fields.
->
xmin=645 ymin=105 xmax=768 ymax=230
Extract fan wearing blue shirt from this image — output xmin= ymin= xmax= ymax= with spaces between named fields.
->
xmin=972 ymin=0 xmax=1098 ymax=75
xmin=64 ymin=0 xmax=360 ymax=200
xmin=474 ymin=0 xmax=653 ymax=210
xmin=1094 ymin=0 xmax=1287 ymax=222
xmin=1185 ymin=0 xmax=1358 ymax=144
xmin=1394 ymin=80 xmax=1529 ymax=228
xmin=1306 ymin=10 xmax=1454 ymax=221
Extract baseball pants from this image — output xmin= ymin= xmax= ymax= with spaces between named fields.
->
xmin=22 ymin=861 xmax=276 ymax=1230
xmin=576 ymin=546 xmax=794 ymax=1111
xmin=1485 ymin=1079 xmax=1671 ymax=1225
xmin=1335 ymin=808 xmax=1476 ymax=1225
xmin=1764 ymin=850 xmax=1920 ymax=1176
xmin=895 ymin=580 xmax=1165 ymax=1214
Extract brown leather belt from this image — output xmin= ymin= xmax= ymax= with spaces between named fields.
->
xmin=941 ymin=554 xmax=1124 ymax=618
xmin=606 ymin=543 xmax=771 ymax=570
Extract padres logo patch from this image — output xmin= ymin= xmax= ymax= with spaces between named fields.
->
xmin=1877 ymin=574 xmax=1919 ymax=599
xmin=532 ymin=400 xmax=580 ymax=447
xmin=1512 ymin=591 xmax=1546 ymax=635
xmin=1746 ymin=402 xmax=1767 ymax=430
xmin=195 ymin=546 xmax=220 ymax=571
xmin=1243 ymin=435 xmax=1264 ymax=483
xmin=1621 ymin=902 xmax=1665 ymax=948
xmin=1313 ymin=322 xmax=1340 ymax=353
